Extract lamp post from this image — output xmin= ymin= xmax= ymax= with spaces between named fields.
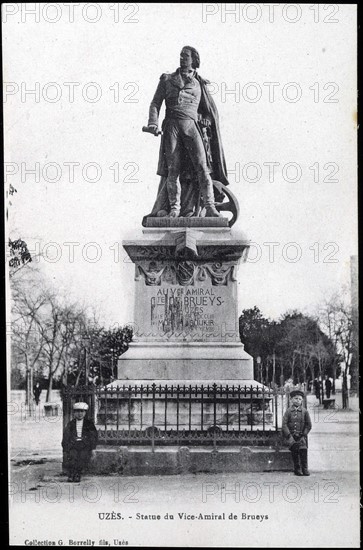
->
xmin=293 ymin=349 xmax=311 ymax=392
xmin=110 ymin=348 xmax=116 ymax=382
xmin=82 ymin=335 xmax=91 ymax=386
xmin=101 ymin=359 xmax=105 ymax=386
xmin=342 ymin=353 xmax=351 ymax=410
xmin=272 ymin=351 xmax=276 ymax=388
xmin=25 ymin=366 xmax=31 ymax=414
xmin=256 ymin=356 xmax=262 ymax=383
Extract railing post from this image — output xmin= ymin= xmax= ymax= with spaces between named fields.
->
xmin=140 ymin=385 xmax=143 ymax=431
xmin=151 ymin=383 xmax=156 ymax=453
xmin=274 ymin=386 xmax=278 ymax=431
xmin=176 ymin=385 xmax=180 ymax=438
xmin=226 ymin=384 xmax=229 ymax=433
xmin=164 ymin=384 xmax=168 ymax=431
xmin=62 ymin=387 xmax=70 ymax=474
xmin=116 ymin=385 xmax=120 ymax=433
xmin=213 ymin=384 xmax=217 ymax=450
xmin=238 ymin=385 xmax=241 ymax=432
xmin=200 ymin=385 xmax=204 ymax=432
xmin=128 ymin=385 xmax=132 ymax=438
xmin=62 ymin=387 xmax=71 ymax=432
xmin=250 ymin=385 xmax=253 ymax=431
xmin=91 ymin=389 xmax=96 ymax=425
xmin=104 ymin=386 xmax=108 ymax=443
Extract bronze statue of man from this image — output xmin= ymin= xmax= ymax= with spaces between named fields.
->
xmin=145 ymin=46 xmax=230 ymax=219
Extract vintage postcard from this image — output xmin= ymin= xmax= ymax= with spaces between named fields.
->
xmin=5 ymin=3 xmax=358 ymax=547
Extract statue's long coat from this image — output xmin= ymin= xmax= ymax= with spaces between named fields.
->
xmin=155 ymin=71 xmax=229 ymax=186
xmin=144 ymin=71 xmax=230 ymax=221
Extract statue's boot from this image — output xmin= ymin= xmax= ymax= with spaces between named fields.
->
xmin=300 ymin=449 xmax=310 ymax=476
xmin=166 ymin=177 xmax=181 ymax=217
xmin=291 ymin=447 xmax=303 ymax=476
xmin=200 ymin=176 xmax=222 ymax=217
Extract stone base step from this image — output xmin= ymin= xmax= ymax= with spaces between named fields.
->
xmin=83 ymin=445 xmax=292 ymax=476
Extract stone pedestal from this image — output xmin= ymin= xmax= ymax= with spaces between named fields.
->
xmin=86 ymin=218 xmax=291 ymax=472
xmin=116 ymin=218 xmax=253 ymax=384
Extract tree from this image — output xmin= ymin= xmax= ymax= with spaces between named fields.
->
xmin=317 ymin=288 xmax=356 ymax=404
xmin=63 ymin=321 xmax=104 ymax=387
xmin=11 ymin=363 xmax=26 ymax=390
xmin=87 ymin=325 xmax=134 ymax=386
xmin=239 ymin=307 xmax=279 ymax=383
xmin=239 ymin=307 xmax=337 ymax=388
xmin=11 ymin=271 xmax=48 ymax=405
xmin=10 ymin=270 xmax=95 ymax=401
xmin=10 ymin=263 xmax=135 ymax=401
xmin=31 ymin=293 xmax=93 ymax=401
xmin=277 ymin=311 xmax=336 ymax=386
xmin=61 ymin=322 xmax=134 ymax=388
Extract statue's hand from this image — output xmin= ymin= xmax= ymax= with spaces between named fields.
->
xmin=148 ymin=124 xmax=159 ymax=136
xmin=200 ymin=118 xmax=211 ymax=128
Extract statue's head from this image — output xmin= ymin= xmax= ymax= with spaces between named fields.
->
xmin=180 ymin=46 xmax=200 ymax=69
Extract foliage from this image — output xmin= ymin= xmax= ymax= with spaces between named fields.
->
xmin=277 ymin=311 xmax=336 ymax=383
xmin=11 ymin=364 xmax=26 ymax=390
xmin=238 ymin=307 xmax=280 ymax=379
xmin=8 ymin=238 xmax=32 ymax=276
xmin=239 ymin=307 xmax=338 ymax=385
xmin=7 ymin=182 xmax=34 ymax=277
xmin=64 ymin=325 xmax=133 ymax=387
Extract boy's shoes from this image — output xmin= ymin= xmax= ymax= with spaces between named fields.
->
xmin=300 ymin=449 xmax=310 ymax=476
xmin=291 ymin=448 xmax=303 ymax=476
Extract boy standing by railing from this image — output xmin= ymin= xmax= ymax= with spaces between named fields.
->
xmin=282 ymin=389 xmax=312 ymax=476
xmin=62 ymin=402 xmax=98 ymax=482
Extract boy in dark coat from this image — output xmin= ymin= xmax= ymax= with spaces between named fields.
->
xmin=62 ymin=402 xmax=98 ymax=482
xmin=282 ymin=390 xmax=312 ymax=476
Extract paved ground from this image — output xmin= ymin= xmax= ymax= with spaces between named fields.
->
xmin=8 ymin=391 xmax=360 ymax=547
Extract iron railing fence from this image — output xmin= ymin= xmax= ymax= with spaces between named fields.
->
xmin=62 ymin=383 xmax=297 ymax=448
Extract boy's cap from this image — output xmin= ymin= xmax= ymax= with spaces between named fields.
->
xmin=290 ymin=390 xmax=305 ymax=398
xmin=73 ymin=402 xmax=89 ymax=411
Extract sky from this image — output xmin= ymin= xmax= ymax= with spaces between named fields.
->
xmin=4 ymin=3 xmax=357 ymax=327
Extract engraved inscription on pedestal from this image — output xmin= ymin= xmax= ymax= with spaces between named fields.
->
xmin=134 ymin=259 xmax=239 ymax=342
